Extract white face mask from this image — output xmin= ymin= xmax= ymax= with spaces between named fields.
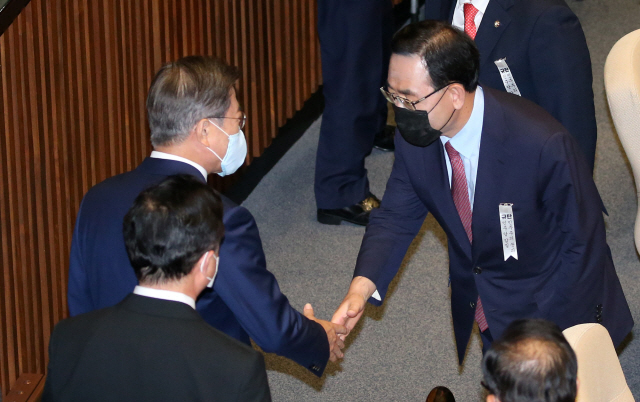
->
xmin=207 ymin=119 xmax=247 ymax=177
xmin=199 ymin=252 xmax=219 ymax=289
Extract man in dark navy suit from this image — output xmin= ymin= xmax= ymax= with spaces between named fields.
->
xmin=315 ymin=0 xmax=394 ymax=226
xmin=424 ymin=0 xmax=597 ymax=171
xmin=67 ymin=56 xmax=346 ymax=376
xmin=332 ymin=21 xmax=632 ymax=364
xmin=45 ymin=175 xmax=271 ymax=402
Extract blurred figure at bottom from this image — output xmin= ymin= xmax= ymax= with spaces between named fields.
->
xmin=426 ymin=386 xmax=456 ymax=402
xmin=482 ymin=319 xmax=577 ymax=402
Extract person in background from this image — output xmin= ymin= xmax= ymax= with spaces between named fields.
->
xmin=68 ymin=56 xmax=346 ymax=377
xmin=43 ymin=175 xmax=271 ymax=402
xmin=315 ymin=0 xmax=394 ymax=226
xmin=424 ymin=0 xmax=597 ymax=171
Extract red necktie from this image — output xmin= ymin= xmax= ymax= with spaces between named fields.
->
xmin=464 ymin=3 xmax=479 ymax=40
xmin=445 ymin=141 xmax=488 ymax=332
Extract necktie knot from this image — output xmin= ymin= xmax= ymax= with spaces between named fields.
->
xmin=463 ymin=3 xmax=479 ymax=40
xmin=445 ymin=141 xmax=460 ymax=159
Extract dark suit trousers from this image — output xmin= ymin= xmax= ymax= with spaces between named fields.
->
xmin=315 ymin=0 xmax=393 ymax=209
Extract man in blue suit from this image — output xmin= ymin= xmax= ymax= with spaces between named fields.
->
xmin=68 ymin=56 xmax=346 ymax=376
xmin=424 ymin=0 xmax=597 ymax=171
xmin=332 ymin=21 xmax=633 ymax=364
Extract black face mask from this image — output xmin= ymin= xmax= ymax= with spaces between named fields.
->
xmin=393 ymin=89 xmax=455 ymax=147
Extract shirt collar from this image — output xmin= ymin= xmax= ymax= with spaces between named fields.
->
xmin=150 ymin=151 xmax=208 ymax=181
xmin=133 ymin=286 xmax=196 ymax=309
xmin=440 ymin=86 xmax=484 ymax=159
xmin=456 ymin=0 xmax=490 ymax=14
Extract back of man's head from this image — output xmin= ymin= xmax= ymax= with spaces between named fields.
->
xmin=146 ymin=55 xmax=241 ymax=147
xmin=482 ymin=319 xmax=578 ymax=402
xmin=123 ymin=174 xmax=224 ymax=285
xmin=391 ymin=20 xmax=480 ymax=92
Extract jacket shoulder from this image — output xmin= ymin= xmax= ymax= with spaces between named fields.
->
xmin=484 ymin=87 xmax=566 ymax=138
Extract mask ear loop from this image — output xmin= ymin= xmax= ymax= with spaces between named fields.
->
xmin=205 ymin=119 xmax=227 ymax=161
xmin=427 ymin=85 xmax=451 ymax=114
xmin=208 ymin=118 xmax=231 ymax=137
xmin=438 ymin=108 xmax=456 ymax=131
xmin=199 ymin=252 xmax=215 ymax=282
xmin=428 ymin=86 xmax=456 ymax=131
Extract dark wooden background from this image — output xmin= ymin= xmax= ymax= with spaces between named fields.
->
xmin=0 ymin=0 xmax=404 ymax=396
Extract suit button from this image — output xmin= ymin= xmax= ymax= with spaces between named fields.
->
xmin=473 ymin=267 xmax=482 ymax=274
xmin=596 ymin=317 xmax=603 ymax=323
xmin=470 ymin=301 xmax=476 ymax=308
xmin=310 ymin=365 xmax=320 ymax=372
xmin=597 ymin=304 xmax=603 ymax=309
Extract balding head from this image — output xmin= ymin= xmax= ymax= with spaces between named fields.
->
xmin=482 ymin=319 xmax=577 ymax=402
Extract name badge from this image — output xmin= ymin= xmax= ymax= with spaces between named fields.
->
xmin=499 ymin=203 xmax=518 ymax=261
xmin=494 ymin=58 xmax=521 ymax=96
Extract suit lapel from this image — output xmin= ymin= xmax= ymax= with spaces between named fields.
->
xmin=475 ymin=0 xmax=513 ymax=68
xmin=422 ymin=141 xmax=473 ymax=260
xmin=471 ymin=88 xmax=510 ymax=264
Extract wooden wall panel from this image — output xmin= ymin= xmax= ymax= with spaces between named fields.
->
xmin=0 ymin=0 xmax=332 ymax=395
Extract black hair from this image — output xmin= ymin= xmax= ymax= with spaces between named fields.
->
xmin=123 ymin=174 xmax=224 ymax=284
xmin=391 ymin=20 xmax=480 ymax=92
xmin=482 ymin=319 xmax=578 ymax=402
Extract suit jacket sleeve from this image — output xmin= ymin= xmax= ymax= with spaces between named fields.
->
xmin=536 ymin=131 xmax=606 ymax=323
xmin=67 ymin=199 xmax=92 ymax=316
xmin=528 ymin=5 xmax=597 ymax=169
xmin=354 ymin=134 xmax=429 ymax=304
xmin=214 ymin=205 xmax=330 ymax=376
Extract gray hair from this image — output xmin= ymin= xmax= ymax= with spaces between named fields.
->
xmin=146 ymin=56 xmax=240 ymax=147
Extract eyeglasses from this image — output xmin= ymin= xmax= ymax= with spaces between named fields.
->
xmin=209 ymin=112 xmax=246 ymax=130
xmin=380 ymin=83 xmax=455 ymax=111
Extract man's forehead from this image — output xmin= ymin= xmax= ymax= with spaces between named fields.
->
xmin=388 ymin=54 xmax=433 ymax=94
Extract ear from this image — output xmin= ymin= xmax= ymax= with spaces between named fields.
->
xmin=448 ymin=83 xmax=467 ymax=110
xmin=193 ymin=118 xmax=213 ymax=147
xmin=486 ymin=395 xmax=498 ymax=402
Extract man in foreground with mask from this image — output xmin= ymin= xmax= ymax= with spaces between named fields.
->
xmin=331 ymin=21 xmax=633 ymax=364
xmin=45 ymin=175 xmax=271 ymax=402
xmin=68 ymin=56 xmax=346 ymax=376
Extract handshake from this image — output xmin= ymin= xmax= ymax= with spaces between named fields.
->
xmin=303 ymin=276 xmax=377 ymax=362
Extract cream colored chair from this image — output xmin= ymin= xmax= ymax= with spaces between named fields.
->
xmin=605 ymin=29 xmax=640 ymax=253
xmin=563 ymin=323 xmax=634 ymax=402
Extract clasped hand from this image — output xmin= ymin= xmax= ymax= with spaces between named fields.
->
xmin=303 ymin=304 xmax=347 ymax=362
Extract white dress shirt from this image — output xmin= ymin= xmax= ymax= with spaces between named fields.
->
xmin=440 ymin=86 xmax=484 ymax=211
xmin=133 ymin=285 xmax=197 ymax=309
xmin=150 ymin=150 xmax=208 ymax=181
xmin=452 ymin=0 xmax=491 ymax=32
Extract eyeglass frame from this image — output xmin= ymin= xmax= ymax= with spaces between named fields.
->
xmin=208 ymin=112 xmax=247 ymax=130
xmin=380 ymin=82 xmax=460 ymax=111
